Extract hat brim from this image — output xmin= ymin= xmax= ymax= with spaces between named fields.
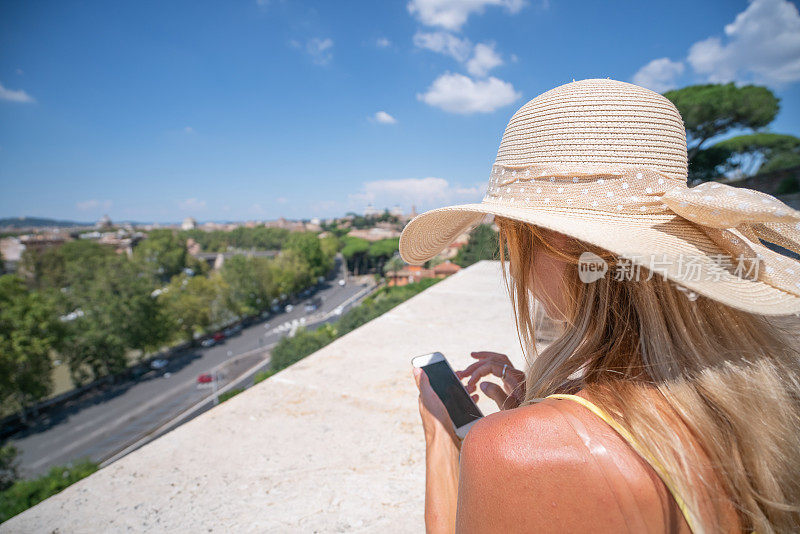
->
xmin=399 ymin=202 xmax=800 ymax=316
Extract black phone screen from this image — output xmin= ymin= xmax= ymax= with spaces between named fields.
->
xmin=422 ymin=360 xmax=483 ymax=428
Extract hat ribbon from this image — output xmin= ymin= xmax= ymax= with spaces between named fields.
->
xmin=491 ymin=165 xmax=800 ymax=259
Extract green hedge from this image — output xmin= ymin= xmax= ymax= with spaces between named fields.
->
xmin=217 ymin=387 xmax=245 ymax=403
xmin=1 ymin=460 xmax=98 ymax=523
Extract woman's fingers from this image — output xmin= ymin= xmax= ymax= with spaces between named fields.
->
xmin=501 ymin=368 xmax=525 ymax=395
xmin=465 ymin=361 xmax=503 ymax=392
xmin=413 ymin=367 xmax=423 ymax=389
xmin=480 ymin=381 xmax=510 ymax=410
xmin=456 ymin=360 xmax=486 ymax=378
xmin=470 ymin=351 xmax=513 ymax=366
xmin=457 ymin=352 xmax=514 ymax=378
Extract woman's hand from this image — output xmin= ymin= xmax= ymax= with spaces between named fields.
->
xmin=413 ymin=367 xmax=461 ymax=534
xmin=413 ymin=367 xmax=460 ymax=447
xmin=457 ymin=351 xmax=526 ymax=410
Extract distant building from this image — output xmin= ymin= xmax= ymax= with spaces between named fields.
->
xmin=433 ymin=261 xmax=461 ymax=277
xmin=390 ymin=205 xmax=404 ymax=218
xmin=364 ymin=204 xmax=380 ymax=217
xmin=186 ymin=238 xmax=202 ymax=256
xmin=96 ymin=215 xmax=113 ymax=229
xmin=387 ymin=261 xmax=461 ymax=287
xmin=0 ymin=237 xmax=24 ymax=273
xmin=347 ymin=227 xmax=401 ymax=242
xmin=265 ymin=217 xmax=306 ymax=232
xmin=181 ymin=217 xmax=197 ymax=231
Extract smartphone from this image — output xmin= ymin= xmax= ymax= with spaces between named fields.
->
xmin=411 ymin=352 xmax=483 ymax=439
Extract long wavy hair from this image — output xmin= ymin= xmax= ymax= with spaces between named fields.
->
xmin=495 ymin=216 xmax=800 ymax=534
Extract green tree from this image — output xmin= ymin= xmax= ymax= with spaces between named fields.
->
xmin=284 ymin=232 xmax=330 ymax=279
xmin=61 ymin=255 xmax=169 ymax=383
xmin=0 ymin=275 xmax=63 ymax=418
xmin=219 ymin=255 xmax=274 ymax=317
xmin=270 ymin=250 xmax=313 ymax=298
xmin=159 ymin=273 xmax=221 ymax=342
xmin=134 ymin=229 xmax=187 ymax=282
xmin=319 ymin=235 xmax=341 ymax=259
xmin=454 ymin=224 xmax=499 ymax=268
xmin=664 ymin=83 xmax=783 ymax=181
xmin=18 ymin=246 xmax=66 ymax=290
xmin=341 ymin=236 xmax=370 ymax=274
xmin=367 ymin=238 xmax=400 ymax=275
xmin=714 ymin=133 xmax=800 ymax=176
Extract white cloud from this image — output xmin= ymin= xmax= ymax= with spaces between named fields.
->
xmin=184 ymin=126 xmax=194 ymax=134
xmin=687 ymin=0 xmax=800 ymax=85
xmin=413 ymin=31 xmax=473 ymax=62
xmin=372 ymin=111 xmax=397 ymax=124
xmin=407 ymin=0 xmax=526 ymax=31
xmin=76 ymin=199 xmax=113 ymax=211
xmin=350 ymin=177 xmax=483 ymax=210
xmin=414 ymin=32 xmax=505 ymax=77
xmin=417 ymin=72 xmax=520 ymax=114
xmin=178 ymin=198 xmax=206 ymax=211
xmin=306 ymin=37 xmax=334 ymax=65
xmin=0 ymin=82 xmax=35 ymax=103
xmin=632 ymin=57 xmax=685 ymax=93
xmin=466 ymin=42 xmax=503 ymax=77
xmin=376 ymin=37 xmax=392 ymax=48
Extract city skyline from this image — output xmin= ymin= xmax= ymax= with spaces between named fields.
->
xmin=2 ymin=0 xmax=800 ymax=222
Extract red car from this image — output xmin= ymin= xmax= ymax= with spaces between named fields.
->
xmin=212 ymin=332 xmax=225 ymax=342
xmin=197 ymin=373 xmax=214 ymax=384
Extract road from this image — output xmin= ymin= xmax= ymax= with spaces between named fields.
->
xmin=7 ymin=257 xmax=372 ymax=477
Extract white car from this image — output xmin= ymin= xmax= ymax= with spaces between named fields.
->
xmin=285 ymin=304 xmax=294 ymax=313
xmin=338 ymin=279 xmax=346 ymax=286
xmin=150 ymin=359 xmax=169 ymax=370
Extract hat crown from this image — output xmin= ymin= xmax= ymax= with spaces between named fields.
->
xmin=495 ymin=79 xmax=688 ymax=181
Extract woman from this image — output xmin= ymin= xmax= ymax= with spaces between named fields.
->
xmin=399 ymin=79 xmax=800 ymax=533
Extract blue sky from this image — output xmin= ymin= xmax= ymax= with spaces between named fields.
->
xmin=1 ymin=0 xmax=799 ymax=223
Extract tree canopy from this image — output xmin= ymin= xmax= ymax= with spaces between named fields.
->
xmin=664 ymin=83 xmax=800 ymax=181
xmin=0 ymin=276 xmax=63 ymax=416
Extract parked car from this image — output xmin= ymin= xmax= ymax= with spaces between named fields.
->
xmin=338 ymin=279 xmax=346 ymax=286
xmin=201 ymin=338 xmax=216 ymax=348
xmin=285 ymin=304 xmax=294 ymax=313
xmin=150 ymin=358 xmax=169 ymax=370
xmin=197 ymin=373 xmax=214 ymax=384
xmin=231 ymin=324 xmax=243 ymax=334
xmin=212 ymin=332 xmax=225 ymax=342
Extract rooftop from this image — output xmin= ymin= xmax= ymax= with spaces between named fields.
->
xmin=1 ymin=261 xmax=526 ymax=533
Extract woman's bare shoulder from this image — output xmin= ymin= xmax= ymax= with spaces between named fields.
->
xmin=456 ymin=400 xmax=634 ymax=532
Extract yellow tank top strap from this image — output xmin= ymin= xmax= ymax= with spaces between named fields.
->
xmin=545 ymin=393 xmax=698 ymax=534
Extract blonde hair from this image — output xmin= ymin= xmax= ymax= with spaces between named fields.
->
xmin=496 ymin=216 xmax=800 ymax=534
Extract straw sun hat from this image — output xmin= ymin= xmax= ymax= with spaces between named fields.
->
xmin=399 ymin=78 xmax=800 ymax=316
